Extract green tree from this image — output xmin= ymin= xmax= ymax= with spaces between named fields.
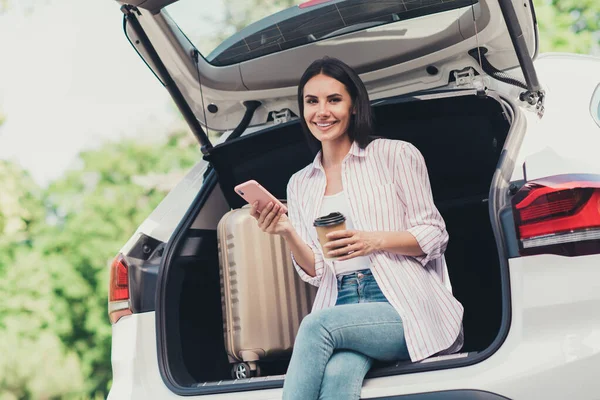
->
xmin=0 ymin=162 xmax=44 ymax=271
xmin=0 ymin=130 xmax=199 ymax=399
xmin=533 ymin=0 xmax=599 ymax=54
xmin=0 ymin=163 xmax=85 ymax=399
xmin=0 ymin=250 xmax=85 ymax=400
xmin=38 ymin=130 xmax=199 ymax=398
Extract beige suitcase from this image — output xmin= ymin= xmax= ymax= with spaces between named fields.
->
xmin=217 ymin=205 xmax=317 ymax=379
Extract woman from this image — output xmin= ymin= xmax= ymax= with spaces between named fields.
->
xmin=250 ymin=57 xmax=464 ymax=400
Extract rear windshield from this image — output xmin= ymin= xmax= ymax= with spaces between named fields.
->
xmin=166 ymin=0 xmax=477 ymax=67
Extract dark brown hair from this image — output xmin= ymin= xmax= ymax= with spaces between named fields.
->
xmin=297 ymin=57 xmax=374 ymax=155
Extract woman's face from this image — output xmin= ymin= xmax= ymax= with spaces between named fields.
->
xmin=302 ymin=74 xmax=354 ymax=145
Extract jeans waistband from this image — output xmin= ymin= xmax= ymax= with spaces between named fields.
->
xmin=336 ymin=268 xmax=372 ymax=282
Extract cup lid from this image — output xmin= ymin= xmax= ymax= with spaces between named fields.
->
xmin=313 ymin=212 xmax=346 ymax=227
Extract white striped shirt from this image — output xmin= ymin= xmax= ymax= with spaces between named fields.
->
xmin=287 ymin=138 xmax=464 ymax=362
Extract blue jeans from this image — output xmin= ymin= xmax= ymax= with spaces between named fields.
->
xmin=282 ymin=269 xmax=410 ymax=400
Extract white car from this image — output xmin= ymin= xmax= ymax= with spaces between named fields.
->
xmin=107 ymin=0 xmax=600 ymax=399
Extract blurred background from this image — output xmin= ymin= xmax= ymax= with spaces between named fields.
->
xmin=0 ymin=0 xmax=598 ymax=398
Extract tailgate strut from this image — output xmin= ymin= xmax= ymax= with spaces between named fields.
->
xmin=497 ymin=0 xmax=544 ymax=109
xmin=121 ymin=5 xmax=213 ymax=154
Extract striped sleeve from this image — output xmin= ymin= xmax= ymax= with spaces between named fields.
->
xmin=395 ymin=142 xmax=449 ymax=266
xmin=287 ymin=175 xmax=324 ymax=287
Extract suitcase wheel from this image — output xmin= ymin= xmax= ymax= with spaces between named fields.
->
xmin=231 ymin=362 xmax=261 ymax=379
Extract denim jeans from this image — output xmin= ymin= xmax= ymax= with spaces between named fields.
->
xmin=282 ymin=269 xmax=410 ymax=400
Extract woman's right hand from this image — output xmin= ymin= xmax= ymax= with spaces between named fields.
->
xmin=250 ymin=202 xmax=292 ymax=237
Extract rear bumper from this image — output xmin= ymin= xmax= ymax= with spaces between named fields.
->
xmin=108 ymin=254 xmax=600 ymax=399
xmin=369 ymin=390 xmax=511 ymax=399
xmin=108 ymin=312 xmax=176 ymax=400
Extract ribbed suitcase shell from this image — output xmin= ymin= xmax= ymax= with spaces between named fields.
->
xmin=218 ymin=206 xmax=317 ymax=368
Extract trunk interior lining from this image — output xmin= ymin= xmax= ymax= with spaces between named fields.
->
xmin=170 ymin=94 xmax=508 ymax=385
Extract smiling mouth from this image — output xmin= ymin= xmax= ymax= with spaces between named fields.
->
xmin=313 ymin=121 xmax=338 ymax=128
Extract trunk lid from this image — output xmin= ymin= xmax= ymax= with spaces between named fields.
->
xmin=120 ymin=0 xmax=542 ymax=138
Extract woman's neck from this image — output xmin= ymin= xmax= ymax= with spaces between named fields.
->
xmin=321 ymin=136 xmax=352 ymax=168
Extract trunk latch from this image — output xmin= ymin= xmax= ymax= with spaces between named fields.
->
xmin=453 ymin=67 xmax=486 ymax=97
xmin=271 ymin=109 xmax=293 ymax=125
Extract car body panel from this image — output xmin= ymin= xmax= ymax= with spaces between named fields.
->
xmin=510 ymin=54 xmax=600 ymax=182
xmin=591 ymin=83 xmax=600 ymax=127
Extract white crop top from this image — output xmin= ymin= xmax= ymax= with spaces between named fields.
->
xmin=320 ymin=191 xmax=371 ymax=275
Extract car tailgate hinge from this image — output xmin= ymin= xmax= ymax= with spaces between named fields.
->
xmin=520 ymin=90 xmax=545 ymax=118
xmin=453 ymin=67 xmax=486 ymax=97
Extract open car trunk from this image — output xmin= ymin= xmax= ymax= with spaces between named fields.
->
xmin=159 ymin=92 xmax=512 ymax=391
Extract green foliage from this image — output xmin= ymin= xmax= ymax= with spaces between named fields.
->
xmin=0 ymin=163 xmax=85 ymax=399
xmin=0 ymin=131 xmax=199 ymax=399
xmin=0 ymin=162 xmax=45 ymax=270
xmin=42 ymin=130 xmax=198 ymax=397
xmin=533 ymin=0 xmax=600 ymax=54
xmin=0 ymin=251 xmax=85 ymax=400
xmin=41 ymin=131 xmax=198 ymax=396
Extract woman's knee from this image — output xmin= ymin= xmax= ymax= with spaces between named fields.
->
xmin=297 ymin=309 xmax=331 ymax=341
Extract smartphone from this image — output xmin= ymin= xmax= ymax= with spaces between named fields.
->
xmin=234 ymin=180 xmax=288 ymax=213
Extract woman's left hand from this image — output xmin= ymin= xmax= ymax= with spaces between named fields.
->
xmin=324 ymin=230 xmax=382 ymax=261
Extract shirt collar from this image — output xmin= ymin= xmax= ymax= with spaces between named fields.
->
xmin=310 ymin=140 xmax=366 ymax=172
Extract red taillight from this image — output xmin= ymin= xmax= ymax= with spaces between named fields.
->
xmin=109 ymin=254 xmax=132 ymax=324
xmin=299 ymin=0 xmax=334 ymax=9
xmin=110 ymin=254 xmax=129 ymax=301
xmin=512 ymin=175 xmax=600 ymax=256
